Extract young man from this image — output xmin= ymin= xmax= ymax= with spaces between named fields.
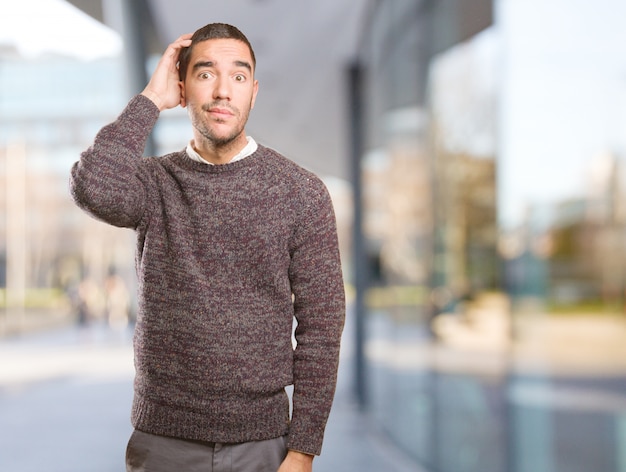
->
xmin=70 ymin=23 xmax=345 ymax=472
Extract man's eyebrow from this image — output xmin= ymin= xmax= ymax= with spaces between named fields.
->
xmin=234 ymin=60 xmax=252 ymax=72
xmin=192 ymin=60 xmax=252 ymax=72
xmin=192 ymin=61 xmax=214 ymax=70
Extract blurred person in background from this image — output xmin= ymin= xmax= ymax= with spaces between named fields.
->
xmin=104 ymin=272 xmax=130 ymax=331
xmin=70 ymin=23 xmax=345 ymax=472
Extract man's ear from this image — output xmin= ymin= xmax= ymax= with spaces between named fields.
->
xmin=179 ymin=81 xmax=187 ymax=108
xmin=250 ymin=79 xmax=259 ymax=110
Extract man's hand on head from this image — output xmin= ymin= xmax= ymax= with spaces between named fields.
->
xmin=141 ymin=33 xmax=193 ymax=111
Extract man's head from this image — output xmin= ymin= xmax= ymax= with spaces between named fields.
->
xmin=178 ymin=23 xmax=256 ymax=82
xmin=178 ymin=23 xmax=259 ymax=155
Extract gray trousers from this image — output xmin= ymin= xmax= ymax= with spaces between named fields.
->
xmin=125 ymin=430 xmax=288 ymax=472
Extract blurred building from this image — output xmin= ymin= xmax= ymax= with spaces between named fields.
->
xmin=356 ymin=1 xmax=626 ymax=472
xmin=0 ymin=56 xmax=136 ymax=330
xmin=2 ymin=1 xmax=626 ymax=471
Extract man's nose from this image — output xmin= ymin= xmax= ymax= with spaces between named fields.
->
xmin=213 ymin=76 xmax=231 ymax=100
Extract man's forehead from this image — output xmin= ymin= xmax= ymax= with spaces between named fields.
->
xmin=191 ymin=38 xmax=253 ymax=64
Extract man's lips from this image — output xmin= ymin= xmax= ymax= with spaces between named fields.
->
xmin=208 ymin=107 xmax=234 ymax=118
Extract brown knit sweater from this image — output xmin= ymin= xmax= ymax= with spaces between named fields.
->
xmin=69 ymin=95 xmax=345 ymax=456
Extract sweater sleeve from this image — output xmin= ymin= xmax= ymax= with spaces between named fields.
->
xmin=287 ymin=178 xmax=346 ymax=456
xmin=69 ymin=94 xmax=160 ymax=228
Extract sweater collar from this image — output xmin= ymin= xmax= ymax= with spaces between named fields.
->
xmin=186 ymin=137 xmax=258 ymax=165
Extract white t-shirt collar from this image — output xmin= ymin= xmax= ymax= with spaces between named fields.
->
xmin=186 ymin=136 xmax=258 ymax=165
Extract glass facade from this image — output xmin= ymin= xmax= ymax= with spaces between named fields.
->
xmin=0 ymin=55 xmax=134 ymax=333
xmin=2 ymin=1 xmax=626 ymax=470
xmin=359 ymin=1 xmax=626 ymax=471
xmin=0 ymin=52 xmax=193 ymax=335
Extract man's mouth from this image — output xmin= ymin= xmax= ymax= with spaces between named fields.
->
xmin=207 ymin=106 xmax=234 ymax=118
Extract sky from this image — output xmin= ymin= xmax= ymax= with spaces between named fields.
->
xmin=0 ymin=0 xmax=121 ymax=60
xmin=497 ymin=0 xmax=626 ymax=228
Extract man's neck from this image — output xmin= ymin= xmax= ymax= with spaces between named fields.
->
xmin=192 ymin=135 xmax=249 ymax=165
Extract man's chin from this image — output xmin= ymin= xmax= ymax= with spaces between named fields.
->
xmin=200 ymin=128 xmax=239 ymax=148
xmin=212 ymin=135 xmax=239 ymax=147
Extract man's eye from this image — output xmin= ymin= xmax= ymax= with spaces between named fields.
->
xmin=199 ymin=72 xmax=211 ymax=79
xmin=234 ymin=74 xmax=246 ymax=82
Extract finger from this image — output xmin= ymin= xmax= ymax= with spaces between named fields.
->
xmin=162 ymin=39 xmax=192 ymax=61
xmin=171 ymin=34 xmax=193 ymax=48
xmin=169 ymin=38 xmax=192 ymax=50
xmin=163 ymin=35 xmax=192 ymax=53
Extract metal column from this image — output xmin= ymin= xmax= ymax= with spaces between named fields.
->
xmin=348 ymin=62 xmax=368 ymax=410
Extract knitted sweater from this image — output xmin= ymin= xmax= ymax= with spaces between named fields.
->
xmin=69 ymin=95 xmax=345 ymax=456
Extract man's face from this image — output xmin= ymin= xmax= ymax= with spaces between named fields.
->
xmin=180 ymin=38 xmax=258 ymax=148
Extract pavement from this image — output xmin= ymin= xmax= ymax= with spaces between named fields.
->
xmin=0 ymin=321 xmax=424 ymax=472
xmin=5 ymin=298 xmax=625 ymax=472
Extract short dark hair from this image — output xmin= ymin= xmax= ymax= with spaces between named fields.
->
xmin=178 ymin=23 xmax=256 ymax=81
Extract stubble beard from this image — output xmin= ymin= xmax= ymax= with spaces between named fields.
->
xmin=192 ymin=102 xmax=251 ymax=149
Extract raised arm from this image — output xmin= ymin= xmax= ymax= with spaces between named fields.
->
xmin=141 ymin=34 xmax=192 ymax=111
xmin=69 ymin=35 xmax=192 ymax=228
